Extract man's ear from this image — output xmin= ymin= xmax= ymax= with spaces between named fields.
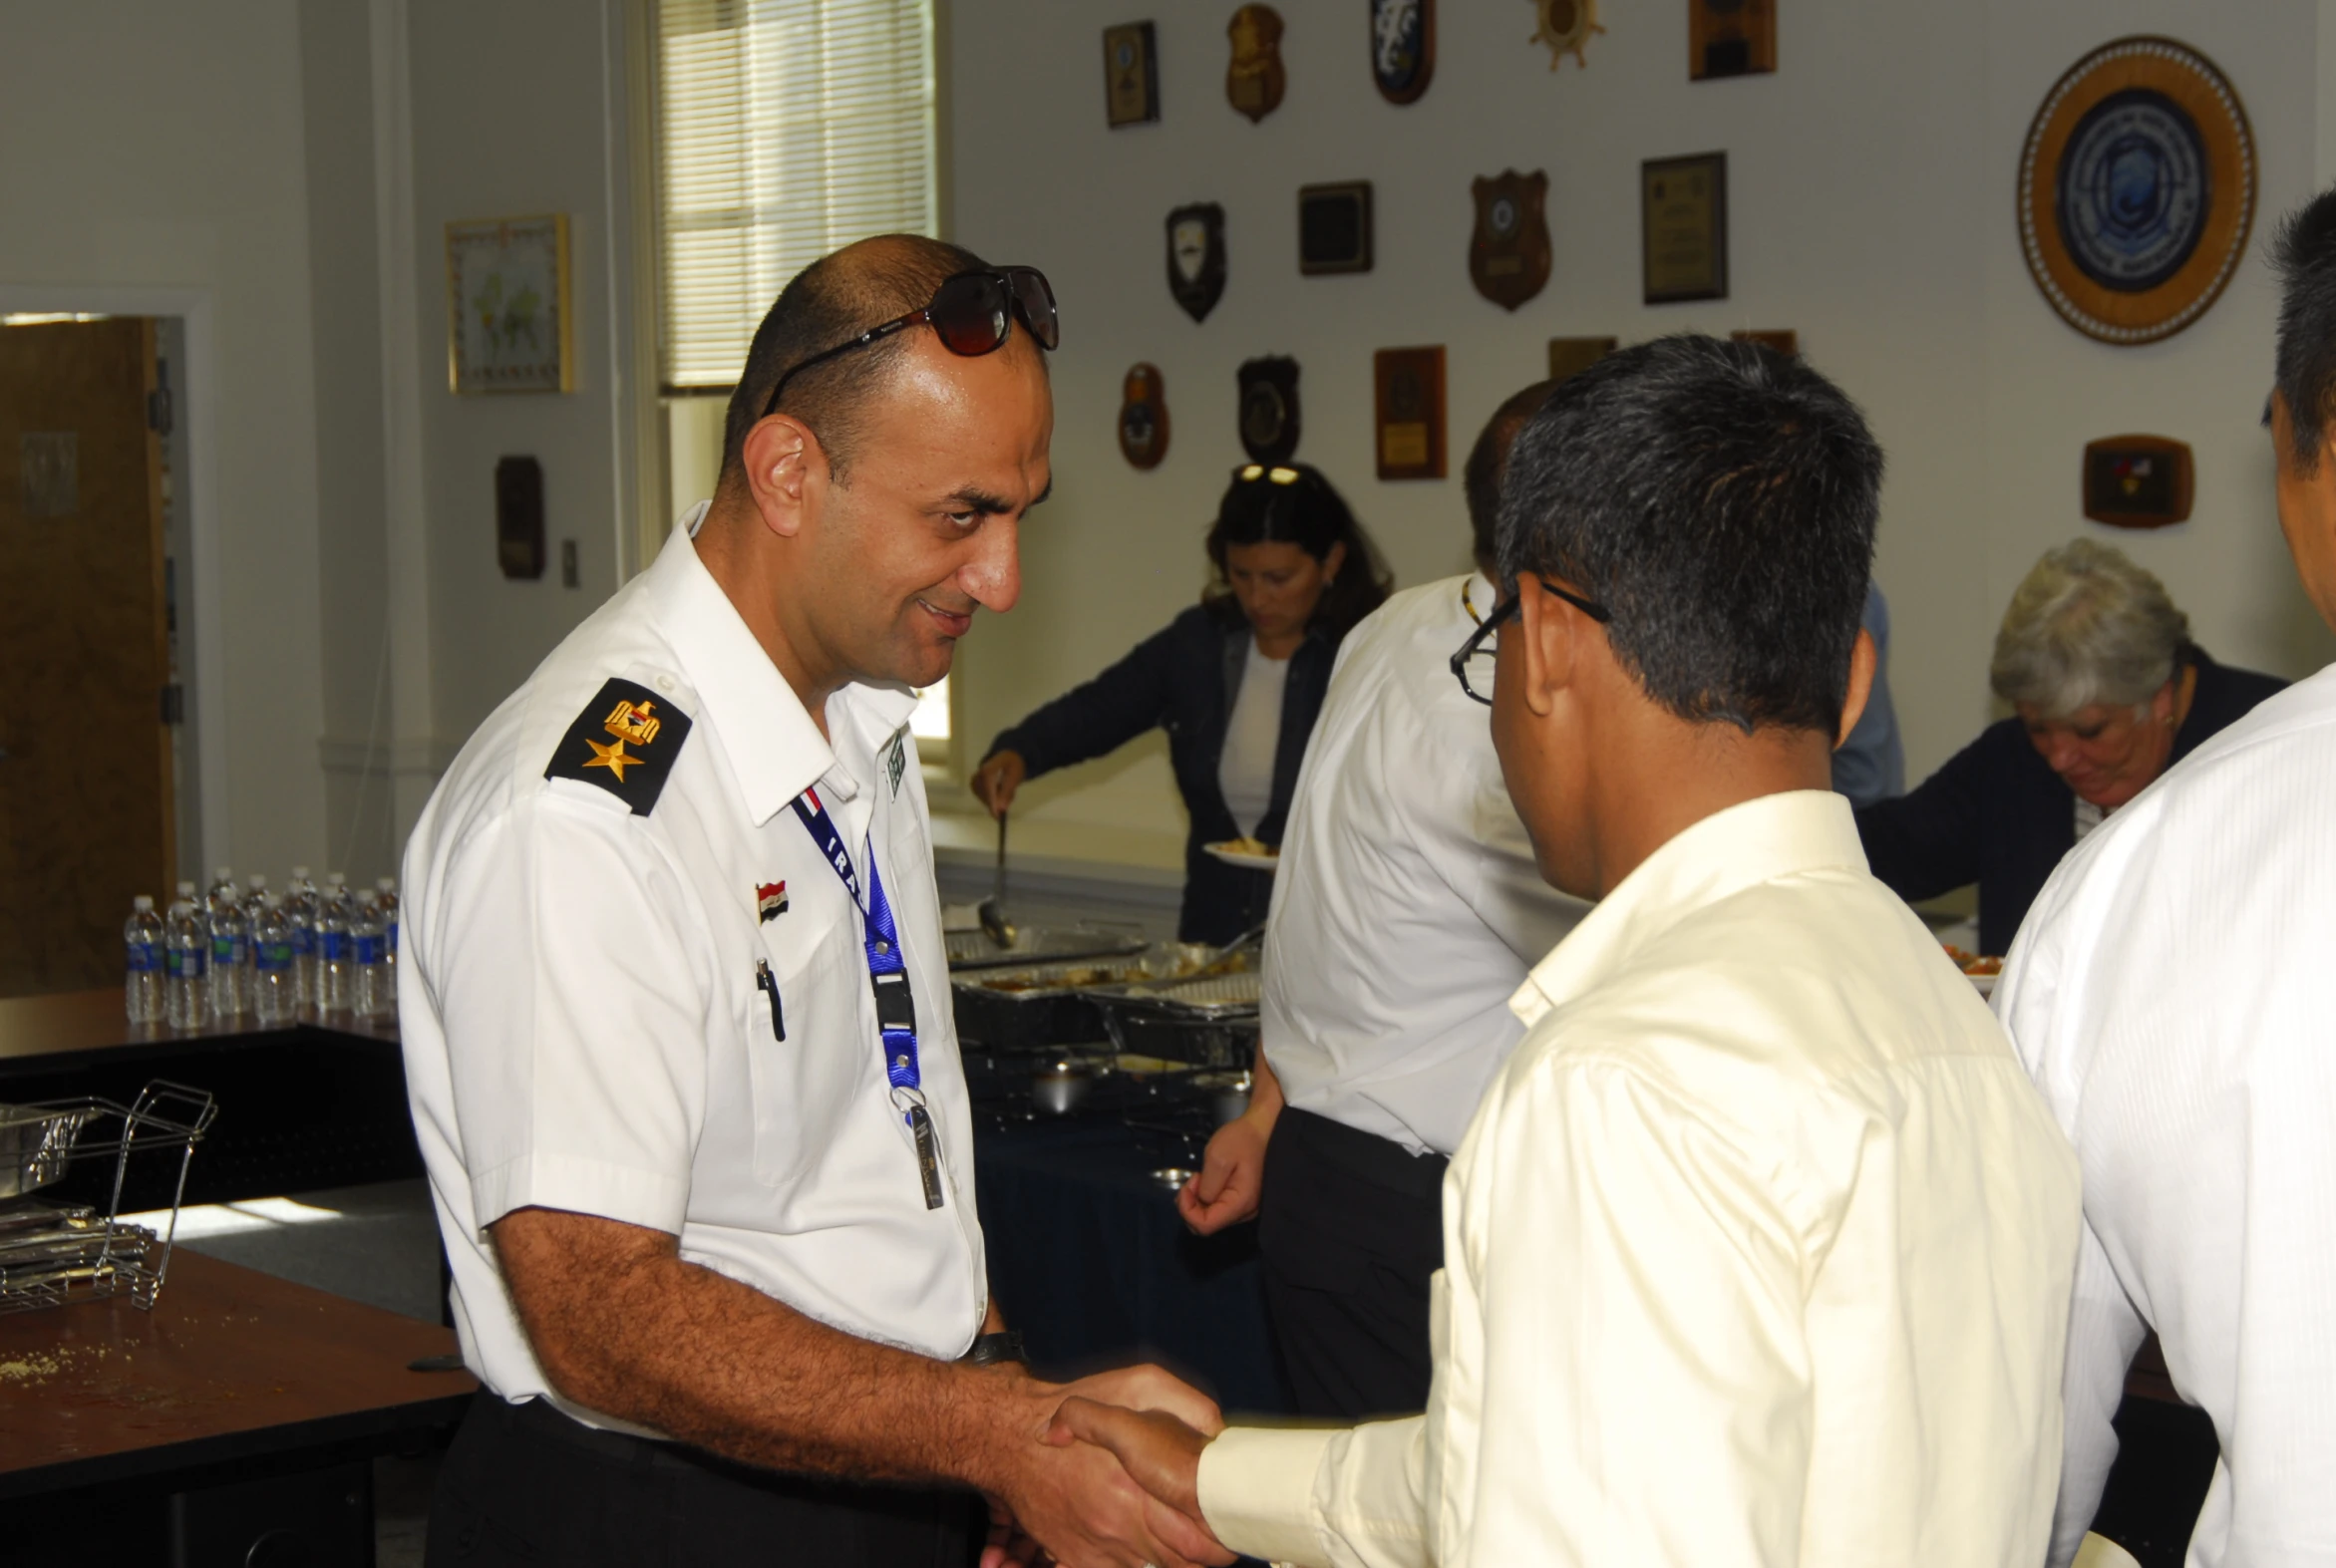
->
xmin=1835 ymin=627 xmax=1876 ymax=750
xmin=739 ymin=413 xmax=827 ymax=539
xmin=1512 ymin=571 xmax=1582 ymax=719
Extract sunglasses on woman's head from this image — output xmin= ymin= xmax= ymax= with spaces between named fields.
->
xmin=761 ymin=266 xmax=1060 ymax=419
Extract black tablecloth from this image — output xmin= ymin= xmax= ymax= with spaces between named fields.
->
xmin=973 ymin=1114 xmax=1294 ymax=1417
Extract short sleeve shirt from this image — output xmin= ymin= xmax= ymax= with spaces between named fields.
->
xmin=399 ymin=509 xmax=987 ymax=1423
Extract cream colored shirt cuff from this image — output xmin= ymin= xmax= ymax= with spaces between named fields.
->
xmin=1198 ymin=1425 xmax=1342 ymax=1566
xmin=1198 ymin=1419 xmax=1431 ymax=1568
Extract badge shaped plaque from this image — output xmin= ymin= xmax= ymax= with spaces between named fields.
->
xmin=1227 ymin=5 xmax=1286 ymax=123
xmin=1119 ymin=364 xmax=1171 ymax=470
xmin=1529 ymin=0 xmax=1603 ymax=70
xmin=2018 ymin=37 xmax=2255 ymax=346
xmin=1371 ymin=0 xmax=1434 ymax=105
xmin=1237 ymin=357 xmax=1301 ymax=465
xmin=1470 ymin=170 xmax=1552 ymax=311
xmin=1167 ymin=203 xmax=1227 ymax=322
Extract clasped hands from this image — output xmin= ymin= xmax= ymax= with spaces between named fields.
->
xmin=983 ymin=1362 xmax=1233 ymax=1568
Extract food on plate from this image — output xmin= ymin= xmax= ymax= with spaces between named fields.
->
xmin=1941 ymin=944 xmax=2004 ymax=977
xmin=1219 ymin=836 xmax=1273 ymax=856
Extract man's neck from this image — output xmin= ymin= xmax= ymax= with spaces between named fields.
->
xmin=691 ymin=498 xmax=845 ymax=740
xmin=1580 ymin=705 xmax=1835 ymax=898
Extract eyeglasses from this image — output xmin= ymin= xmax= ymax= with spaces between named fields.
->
xmin=761 ymin=266 xmax=1060 ymax=420
xmin=1449 ymin=577 xmax=1613 ymax=706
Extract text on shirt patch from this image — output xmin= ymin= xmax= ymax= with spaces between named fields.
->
xmin=756 ymin=881 xmax=788 ymax=922
xmin=544 ymin=677 xmax=694 ymax=815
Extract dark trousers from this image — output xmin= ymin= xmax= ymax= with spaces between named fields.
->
xmin=1256 ymin=1106 xmax=1449 ymax=1419
xmin=427 ymin=1390 xmax=974 ymax=1567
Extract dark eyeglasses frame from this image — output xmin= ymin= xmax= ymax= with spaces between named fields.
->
xmin=1449 ymin=577 xmax=1613 ymax=706
xmin=760 ymin=266 xmax=1059 ymax=420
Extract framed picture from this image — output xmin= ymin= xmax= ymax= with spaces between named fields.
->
xmin=1299 ymin=182 xmax=1374 ymax=275
xmin=1547 ymin=336 xmax=1618 ymax=383
xmin=1690 ymin=0 xmax=1775 ymax=80
xmin=446 ymin=214 xmax=573 ymax=394
xmin=1373 ymin=346 xmax=1446 ymax=480
xmin=1641 ymin=154 xmax=1727 ymax=304
xmin=1104 ymin=22 xmax=1161 ymax=128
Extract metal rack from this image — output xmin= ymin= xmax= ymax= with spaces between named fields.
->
xmin=0 ymin=1082 xmax=216 ymax=1316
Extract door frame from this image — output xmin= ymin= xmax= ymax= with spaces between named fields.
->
xmin=0 ymin=285 xmax=226 ymax=873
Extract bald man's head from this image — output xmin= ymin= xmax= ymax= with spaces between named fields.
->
xmin=1464 ymin=379 xmax=1560 ymax=571
xmin=720 ymin=234 xmax=992 ymax=486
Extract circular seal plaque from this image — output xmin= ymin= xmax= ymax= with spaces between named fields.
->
xmin=2018 ymin=37 xmax=2254 ymax=345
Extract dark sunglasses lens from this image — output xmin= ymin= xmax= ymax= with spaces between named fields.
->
xmin=1009 ymin=268 xmax=1060 ymax=350
xmin=928 ymin=273 xmax=1011 ymax=356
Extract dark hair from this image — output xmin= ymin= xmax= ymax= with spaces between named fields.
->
xmin=718 ymin=234 xmax=989 ymax=484
xmin=1464 ymin=380 xmax=1559 ymax=567
xmin=2273 ymin=187 xmax=2336 ymax=471
xmin=1203 ymin=464 xmax=1392 ymax=639
xmin=1498 ymin=333 xmax=1881 ymax=736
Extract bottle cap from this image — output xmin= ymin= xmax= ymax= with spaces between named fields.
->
xmin=214 ymin=866 xmax=233 ymax=882
xmin=378 ymin=877 xmax=397 ymax=892
xmin=262 ymin=892 xmax=281 ymax=907
xmin=176 ymin=881 xmax=197 ymax=897
xmin=291 ymin=865 xmax=311 ymax=879
xmin=247 ymin=874 xmax=266 ymax=889
xmin=134 ymin=895 xmax=154 ymax=911
xmin=326 ymin=871 xmax=346 ymax=885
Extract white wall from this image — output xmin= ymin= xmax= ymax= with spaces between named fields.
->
xmin=0 ymin=0 xmax=330 ymax=885
xmin=945 ymin=0 xmax=2336 ymax=867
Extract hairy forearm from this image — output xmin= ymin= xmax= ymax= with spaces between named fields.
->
xmin=496 ymin=1207 xmax=1029 ymax=1493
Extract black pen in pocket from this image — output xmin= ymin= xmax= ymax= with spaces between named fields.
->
xmin=755 ymin=958 xmax=786 ymax=1042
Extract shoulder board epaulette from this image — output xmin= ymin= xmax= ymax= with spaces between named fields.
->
xmin=544 ymin=677 xmax=694 ymax=816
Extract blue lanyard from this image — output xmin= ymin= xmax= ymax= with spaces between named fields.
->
xmin=791 ymin=786 xmax=919 ymax=1093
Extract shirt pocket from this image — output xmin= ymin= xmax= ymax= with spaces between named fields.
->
xmin=745 ymin=914 xmax=876 ymax=1188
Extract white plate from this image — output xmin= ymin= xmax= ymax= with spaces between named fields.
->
xmin=1203 ymin=842 xmax=1279 ymax=871
xmin=1967 ymin=970 xmax=1999 ymax=999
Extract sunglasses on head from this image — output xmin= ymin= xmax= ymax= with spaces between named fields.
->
xmin=762 ymin=266 xmax=1060 ymax=420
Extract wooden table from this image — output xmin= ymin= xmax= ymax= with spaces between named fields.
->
xmin=0 ymin=1248 xmax=473 ymax=1561
xmin=0 ymin=989 xmax=419 ymax=1207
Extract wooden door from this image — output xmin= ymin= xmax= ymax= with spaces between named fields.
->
xmin=0 ymin=318 xmax=171 ymax=998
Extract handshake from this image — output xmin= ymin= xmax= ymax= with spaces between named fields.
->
xmin=979 ymin=1362 xmax=1238 ymax=1568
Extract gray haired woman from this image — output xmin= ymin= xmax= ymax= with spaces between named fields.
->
xmin=1856 ymin=538 xmax=2285 ymax=956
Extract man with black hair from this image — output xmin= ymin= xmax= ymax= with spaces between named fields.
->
xmin=1998 ymin=187 xmax=2336 ymax=1567
xmin=1052 ymin=335 xmax=2079 ymax=1566
xmin=402 ymin=234 xmax=1227 ymax=1568
xmin=1177 ymin=382 xmax=1589 ymax=1419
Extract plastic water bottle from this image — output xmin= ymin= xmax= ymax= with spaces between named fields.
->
xmin=317 ymin=872 xmax=354 ymax=1013
xmin=240 ymin=872 xmax=269 ymax=923
xmin=205 ymin=865 xmax=239 ymax=915
xmin=285 ymin=867 xmax=319 ymax=1009
xmin=207 ymin=893 xmax=250 ymax=1019
xmin=374 ymin=877 xmax=401 ymax=1011
xmin=251 ymin=894 xmax=296 ymax=1026
xmin=164 ymin=885 xmax=209 ymax=1030
xmin=124 ymin=896 xmax=164 ymax=1024
xmin=352 ymin=896 xmax=389 ymax=1020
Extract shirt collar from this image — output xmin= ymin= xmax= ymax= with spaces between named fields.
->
xmin=641 ymin=507 xmax=917 ymax=825
xmin=1508 ymin=789 xmax=1868 ymax=1029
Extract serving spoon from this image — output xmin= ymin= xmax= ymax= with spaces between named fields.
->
xmin=979 ymin=810 xmax=1019 ymax=949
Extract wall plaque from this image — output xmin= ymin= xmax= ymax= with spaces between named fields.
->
xmin=1470 ymin=169 xmax=1552 ymax=311
xmin=1103 ymin=22 xmax=1161 ymax=128
xmin=1227 ymin=5 xmax=1286 ymax=123
xmin=1371 ymin=0 xmax=1435 ymax=105
xmin=1299 ymin=182 xmax=1374 ymax=275
xmin=1730 ymin=328 xmax=1798 ymax=357
xmin=1167 ymin=203 xmax=1228 ymax=322
xmin=1374 ymin=347 xmax=1447 ymax=480
xmin=1690 ymin=0 xmax=1775 ymax=80
xmin=1642 ymin=153 xmax=1728 ymax=303
xmin=1530 ymin=0 xmax=1604 ymax=70
xmin=1238 ymin=356 xmax=1301 ymax=464
xmin=1547 ymin=336 xmax=1618 ymax=382
xmin=2083 ymin=435 xmax=2193 ymax=528
xmin=1119 ymin=364 xmax=1171 ymax=470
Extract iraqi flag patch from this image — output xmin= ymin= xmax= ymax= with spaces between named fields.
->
xmin=757 ymin=881 xmax=788 ymax=923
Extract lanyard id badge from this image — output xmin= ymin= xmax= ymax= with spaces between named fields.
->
xmin=792 ymin=786 xmax=945 ymax=1209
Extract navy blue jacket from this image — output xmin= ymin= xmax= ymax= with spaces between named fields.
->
xmin=1855 ymin=647 xmax=2285 ymax=956
xmin=985 ymin=604 xmax=1339 ymax=944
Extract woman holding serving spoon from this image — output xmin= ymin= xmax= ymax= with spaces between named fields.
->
xmin=970 ymin=464 xmax=1390 ymax=943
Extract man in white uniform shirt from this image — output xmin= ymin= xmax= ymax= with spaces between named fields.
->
xmin=1179 ymin=384 xmax=1588 ymax=1417
xmin=401 ymin=236 xmax=1223 ymax=1568
xmin=1053 ymin=334 xmax=2081 ymax=1567
xmin=1996 ymin=189 xmax=2336 ymax=1568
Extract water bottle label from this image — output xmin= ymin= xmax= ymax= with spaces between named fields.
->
xmin=388 ymin=919 xmax=399 ymax=955
xmin=167 ymin=947 xmax=205 ymax=979
xmin=321 ymin=931 xmax=348 ymax=962
xmin=126 ymin=940 xmax=159 ymax=973
xmin=211 ymin=934 xmax=248 ymax=966
xmin=257 ymin=941 xmax=293 ymax=973
xmin=291 ymin=926 xmax=314 ymax=957
xmin=355 ymin=934 xmax=381 ymax=964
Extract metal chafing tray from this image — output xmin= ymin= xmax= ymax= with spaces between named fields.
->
xmin=951 ymin=943 xmax=1220 ymax=1050
xmin=945 ymin=924 xmax=1150 ymax=973
xmin=0 ymin=1083 xmax=214 ymax=1316
xmin=1077 ymin=952 xmax=1263 ymax=1069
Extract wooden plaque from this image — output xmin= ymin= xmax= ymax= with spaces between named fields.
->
xmin=1104 ymin=22 xmax=1161 ymax=128
xmin=1690 ymin=0 xmax=1776 ymax=80
xmin=1374 ymin=347 xmax=1447 ymax=480
xmin=1299 ymin=182 xmax=1375 ymax=275
xmin=2082 ymin=435 xmax=2193 ymax=528
xmin=1731 ymin=328 xmax=1798 ymax=357
xmin=1227 ymin=5 xmax=1286 ymax=123
xmin=1547 ymin=336 xmax=1618 ymax=383
xmin=1119 ymin=363 xmax=1171 ymax=470
xmin=1371 ymin=0 xmax=1435 ymax=104
xmin=1642 ymin=153 xmax=1728 ymax=303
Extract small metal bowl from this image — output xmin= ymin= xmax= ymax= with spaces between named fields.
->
xmin=1188 ymin=1070 xmax=1253 ymax=1126
xmin=1151 ymin=1166 xmax=1196 ymax=1192
xmin=1030 ymin=1061 xmax=1096 ymax=1116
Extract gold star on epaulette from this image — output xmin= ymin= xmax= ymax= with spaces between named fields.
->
xmin=583 ymin=736 xmax=638 ymax=782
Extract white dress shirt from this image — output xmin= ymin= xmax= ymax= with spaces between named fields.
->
xmin=1263 ymin=574 xmax=1588 ymax=1155
xmin=1201 ymin=790 xmax=2081 ymax=1567
xmin=400 ymin=509 xmax=987 ymax=1429
xmin=1997 ymin=664 xmax=2336 ymax=1568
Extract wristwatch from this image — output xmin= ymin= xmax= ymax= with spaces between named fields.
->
xmin=960 ymin=1331 xmax=1027 ymax=1368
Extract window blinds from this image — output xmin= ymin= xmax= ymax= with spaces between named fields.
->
xmin=654 ymin=0 xmax=937 ymax=391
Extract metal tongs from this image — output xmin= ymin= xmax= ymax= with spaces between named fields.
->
xmin=979 ymin=810 xmax=1019 ymax=950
